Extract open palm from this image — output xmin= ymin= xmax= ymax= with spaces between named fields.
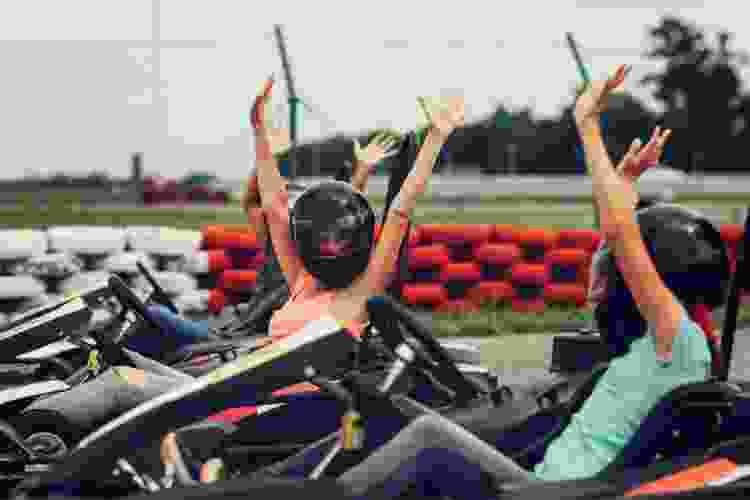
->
xmin=354 ymin=131 xmax=400 ymax=167
xmin=574 ymin=65 xmax=630 ymax=127
xmin=418 ymin=95 xmax=465 ymax=138
xmin=619 ymin=127 xmax=672 ymax=181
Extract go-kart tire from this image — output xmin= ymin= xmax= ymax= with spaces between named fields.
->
xmin=133 ymin=271 xmax=197 ymax=297
xmin=0 ymin=277 xmax=46 ymax=300
xmin=0 ymin=229 xmax=48 ymax=261
xmin=47 ymin=226 xmax=127 ymax=255
xmin=127 ymin=226 xmax=202 ymax=257
xmin=9 ymin=410 xmax=85 ymax=461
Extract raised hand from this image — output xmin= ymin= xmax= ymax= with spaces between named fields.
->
xmin=418 ymin=95 xmax=465 ymax=139
xmin=250 ymin=75 xmax=274 ymax=130
xmin=354 ymin=131 xmax=400 ymax=169
xmin=574 ymin=65 xmax=630 ymax=127
xmin=618 ymin=127 xmax=672 ymax=181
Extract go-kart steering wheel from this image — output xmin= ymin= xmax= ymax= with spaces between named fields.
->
xmin=136 ymin=261 xmax=179 ymax=315
xmin=108 ymin=275 xmax=164 ymax=334
xmin=366 ymin=295 xmax=488 ymax=404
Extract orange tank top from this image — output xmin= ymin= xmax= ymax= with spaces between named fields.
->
xmin=268 ymin=273 xmax=364 ymax=342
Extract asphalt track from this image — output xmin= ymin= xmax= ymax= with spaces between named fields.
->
xmin=225 ymin=174 xmax=747 ymax=198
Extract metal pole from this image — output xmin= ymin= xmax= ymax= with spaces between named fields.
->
xmin=274 ymin=25 xmax=298 ymax=179
xmin=565 ymin=32 xmax=600 ymax=230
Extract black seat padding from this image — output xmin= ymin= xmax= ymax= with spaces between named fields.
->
xmin=162 ymin=338 xmax=266 ymax=364
xmin=597 ymin=380 xmax=740 ymax=474
xmin=513 ymin=377 xmax=740 ymax=474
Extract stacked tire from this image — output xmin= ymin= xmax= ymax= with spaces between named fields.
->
xmin=0 ymin=223 xmax=746 ymax=325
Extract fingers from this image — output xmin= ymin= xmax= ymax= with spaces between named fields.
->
xmin=417 ymin=96 xmax=432 ymax=125
xmin=607 ymin=64 xmax=630 ymax=89
xmin=624 ymin=138 xmax=642 ymax=161
xmin=647 ymin=126 xmax=661 ymax=146
xmin=250 ymin=74 xmax=275 ymax=129
xmin=618 ymin=138 xmax=642 ymax=174
xmin=657 ymin=128 xmax=672 ymax=147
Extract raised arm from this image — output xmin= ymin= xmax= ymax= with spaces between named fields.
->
xmin=350 ymin=96 xmax=464 ymax=298
xmin=241 ymin=173 xmax=268 ymax=243
xmin=574 ymin=66 xmax=680 ymax=357
xmin=592 ymin=127 xmax=671 ymax=228
xmin=249 ymin=76 xmax=305 ymax=286
xmin=350 ymin=131 xmax=400 ymax=193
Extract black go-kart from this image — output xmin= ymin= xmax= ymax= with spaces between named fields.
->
xmin=0 ymin=281 xmax=512 ymax=493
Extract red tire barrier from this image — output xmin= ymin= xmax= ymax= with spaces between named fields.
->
xmin=201 ymin=225 xmax=259 ymax=250
xmin=546 ymin=248 xmax=590 ymax=284
xmin=474 ymin=243 xmax=521 ymax=280
xmin=511 ymin=263 xmax=546 ymax=301
xmin=408 ymin=226 xmax=422 ymax=247
xmin=219 ymin=270 xmax=258 ymax=292
xmin=556 ymin=228 xmax=601 ymax=252
xmin=510 ymin=263 xmax=547 ymax=285
xmin=215 ymin=232 xmax=260 ymax=252
xmin=420 ymin=224 xmax=493 ymax=245
xmin=510 ymin=297 xmax=546 ymax=312
xmin=474 ymin=243 xmax=522 ymax=265
xmin=439 ymin=262 xmax=482 ymax=283
xmin=544 ymin=283 xmax=587 ymax=307
xmin=435 ymin=299 xmax=481 ymax=313
xmin=207 ymin=288 xmax=227 ymax=314
xmin=401 ymin=283 xmax=448 ymax=306
xmin=516 ymin=228 xmax=557 ymax=262
xmin=408 ymin=245 xmax=451 ymax=271
xmin=466 ymin=281 xmax=514 ymax=304
xmin=493 ymin=224 xmax=519 ymax=244
xmin=200 ymin=225 xmax=225 ymax=250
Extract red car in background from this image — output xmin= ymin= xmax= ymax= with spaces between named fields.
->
xmin=142 ymin=173 xmax=231 ymax=205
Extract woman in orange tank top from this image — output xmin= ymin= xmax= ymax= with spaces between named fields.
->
xmin=250 ymin=76 xmax=464 ymax=344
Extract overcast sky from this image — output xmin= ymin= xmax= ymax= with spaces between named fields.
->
xmin=0 ymin=0 xmax=746 ymax=179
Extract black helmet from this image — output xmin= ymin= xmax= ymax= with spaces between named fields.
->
xmin=290 ymin=181 xmax=376 ymax=289
xmin=590 ymin=203 xmax=730 ymax=358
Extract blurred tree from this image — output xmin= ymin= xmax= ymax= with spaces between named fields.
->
xmin=643 ymin=16 xmax=748 ymax=173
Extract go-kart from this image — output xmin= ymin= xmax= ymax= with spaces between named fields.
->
xmin=6 ymin=288 xmax=750 ymax=500
xmin=0 ymin=282 xmax=510 ymax=494
xmin=26 ymin=200 xmax=744 ymax=500
xmin=0 ymin=289 xmax=517 ymax=497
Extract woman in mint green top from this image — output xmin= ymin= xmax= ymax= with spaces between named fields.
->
xmin=332 ymin=67 xmax=731 ymax=499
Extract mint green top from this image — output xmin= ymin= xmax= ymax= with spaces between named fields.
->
xmin=534 ymin=308 xmax=711 ymax=480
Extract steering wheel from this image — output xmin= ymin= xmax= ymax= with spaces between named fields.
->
xmin=217 ymin=283 xmax=289 ymax=336
xmin=108 ymin=275 xmax=164 ymax=335
xmin=366 ymin=295 xmax=488 ymax=404
xmin=136 ymin=261 xmax=180 ymax=315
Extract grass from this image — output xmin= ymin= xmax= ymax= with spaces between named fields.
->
xmin=3 ymin=197 xmax=744 ymax=229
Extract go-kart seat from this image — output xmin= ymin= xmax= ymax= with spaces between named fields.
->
xmin=508 ymin=378 xmax=740 ymax=475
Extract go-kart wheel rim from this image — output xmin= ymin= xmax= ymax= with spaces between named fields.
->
xmin=25 ymin=432 xmax=68 ymax=461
